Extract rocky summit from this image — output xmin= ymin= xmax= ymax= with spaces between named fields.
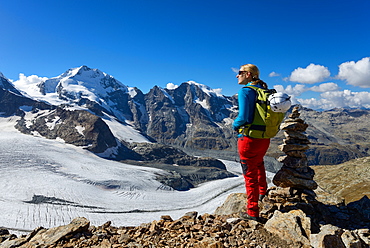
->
xmin=1 ymin=189 xmax=369 ymax=248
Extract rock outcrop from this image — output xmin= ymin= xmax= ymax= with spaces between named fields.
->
xmin=125 ymin=142 xmax=236 ymax=191
xmin=0 ymin=214 xmax=291 ymax=248
xmin=144 ymin=83 xmax=237 ymax=152
xmin=15 ymin=108 xmax=119 ymax=154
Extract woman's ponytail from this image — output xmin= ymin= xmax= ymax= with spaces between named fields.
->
xmin=254 ymin=79 xmax=268 ymax=89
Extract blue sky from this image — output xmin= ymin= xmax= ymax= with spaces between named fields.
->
xmin=1 ymin=0 xmax=369 ymax=110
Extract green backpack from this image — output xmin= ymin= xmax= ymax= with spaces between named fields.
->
xmin=238 ymin=86 xmax=286 ymax=139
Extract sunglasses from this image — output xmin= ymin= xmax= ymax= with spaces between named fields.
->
xmin=238 ymin=71 xmax=248 ymax=75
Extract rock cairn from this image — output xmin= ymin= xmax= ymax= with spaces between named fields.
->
xmin=260 ymin=106 xmax=322 ymax=231
xmin=273 ymin=106 xmax=317 ymax=190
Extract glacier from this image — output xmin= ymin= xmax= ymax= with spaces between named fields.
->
xmin=0 ymin=116 xmax=275 ymax=234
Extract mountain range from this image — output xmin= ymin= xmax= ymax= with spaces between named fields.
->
xmin=1 ymin=65 xmax=370 ymax=169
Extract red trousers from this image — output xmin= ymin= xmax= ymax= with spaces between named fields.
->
xmin=238 ymin=136 xmax=270 ymax=217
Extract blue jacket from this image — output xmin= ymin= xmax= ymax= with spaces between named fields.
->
xmin=232 ymin=83 xmax=264 ymax=131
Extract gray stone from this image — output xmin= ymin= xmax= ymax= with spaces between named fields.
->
xmin=278 ymin=155 xmax=309 ymax=168
xmin=285 ymin=150 xmax=307 ymax=158
xmin=356 ymin=229 xmax=370 ymax=245
xmin=279 ymin=143 xmax=310 ymax=152
xmin=283 ymin=130 xmax=308 ymax=140
xmin=265 ymin=209 xmax=311 ymax=247
xmin=273 ymin=169 xmax=318 ymax=190
xmin=25 ymin=217 xmax=90 ymax=247
xmin=279 ymin=166 xmax=315 ymax=180
xmin=280 ymin=122 xmax=308 ymax=132
xmin=341 ymin=230 xmax=363 ymax=248
xmin=310 ymin=224 xmax=345 ymax=248
xmin=214 ymin=193 xmax=246 ymax=215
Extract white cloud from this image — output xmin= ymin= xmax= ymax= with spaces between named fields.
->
xmin=12 ymin=73 xmax=48 ymax=96
xmin=337 ymin=57 xmax=370 ymax=88
xmin=274 ymin=84 xmax=307 ymax=97
xmin=269 ymin=71 xmax=281 ymax=77
xmin=309 ymin=82 xmax=340 ymax=92
xmin=213 ymin=88 xmax=223 ymax=96
xmin=297 ymin=90 xmax=370 ymax=110
xmin=289 ymin=63 xmax=330 ymax=84
xmin=273 ymin=84 xmax=307 ymax=106
xmin=274 ymin=82 xmax=340 ymax=96
xmin=166 ymin=83 xmax=179 ymax=90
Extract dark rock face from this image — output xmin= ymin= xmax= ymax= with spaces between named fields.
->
xmin=0 ymin=75 xmax=22 ymax=95
xmin=143 ymin=83 xmax=237 ymax=152
xmin=128 ymin=142 xmax=226 ymax=170
xmin=0 ymin=88 xmax=52 ymax=117
xmin=155 ymin=165 xmax=235 ymax=191
xmin=144 ymin=86 xmax=187 ymax=143
xmin=15 ymin=107 xmax=118 ymax=154
xmin=124 ymin=142 xmax=235 ymax=190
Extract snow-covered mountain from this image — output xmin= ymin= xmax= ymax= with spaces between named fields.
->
xmin=1 ymin=67 xmax=239 ymax=186
xmin=15 ymin=66 xmax=141 ymax=123
xmin=3 ymin=66 xmax=370 ymax=165
xmin=9 ymin=66 xmax=239 ymax=156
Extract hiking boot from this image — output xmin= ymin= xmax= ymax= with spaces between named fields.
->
xmin=239 ymin=212 xmax=259 ymax=221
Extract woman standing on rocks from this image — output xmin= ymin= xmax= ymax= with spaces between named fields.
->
xmin=232 ymin=63 xmax=270 ymax=221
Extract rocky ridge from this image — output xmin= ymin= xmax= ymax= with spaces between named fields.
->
xmin=268 ymin=107 xmax=370 ymax=165
xmin=1 ymin=191 xmax=369 ymax=248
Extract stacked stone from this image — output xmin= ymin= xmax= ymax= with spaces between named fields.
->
xmin=272 ymin=106 xmax=318 ymax=190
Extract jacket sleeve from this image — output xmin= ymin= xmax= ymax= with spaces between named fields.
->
xmin=232 ymin=87 xmax=256 ymax=130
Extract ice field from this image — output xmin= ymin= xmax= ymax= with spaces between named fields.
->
xmin=0 ymin=116 xmax=274 ymax=233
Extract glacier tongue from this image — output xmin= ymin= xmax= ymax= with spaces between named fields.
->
xmin=0 ymin=116 xmax=246 ymax=232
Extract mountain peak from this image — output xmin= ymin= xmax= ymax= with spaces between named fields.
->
xmin=0 ymin=73 xmax=22 ymax=95
xmin=79 ymin=65 xmax=91 ymax=71
xmin=185 ymin=81 xmax=224 ymax=98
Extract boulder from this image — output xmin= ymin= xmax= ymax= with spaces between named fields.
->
xmin=214 ymin=193 xmax=246 ymax=215
xmin=25 ymin=217 xmax=90 ymax=247
xmin=341 ymin=230 xmax=363 ymax=248
xmin=264 ymin=209 xmax=311 ymax=247
xmin=310 ymin=225 xmax=345 ymax=248
xmin=273 ymin=168 xmax=318 ymax=190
